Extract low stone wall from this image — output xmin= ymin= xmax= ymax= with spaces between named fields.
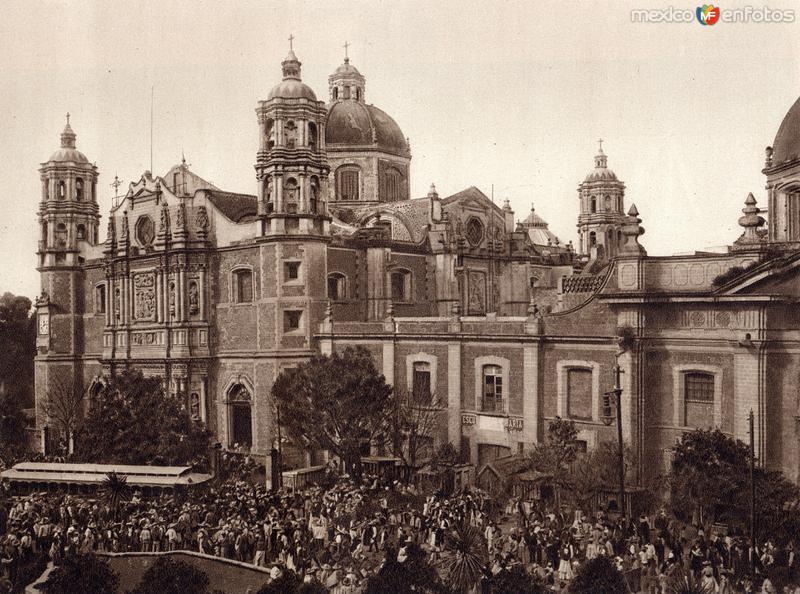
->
xmin=28 ymin=551 xmax=272 ymax=594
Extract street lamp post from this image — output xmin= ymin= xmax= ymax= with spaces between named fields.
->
xmin=603 ymin=355 xmax=626 ymax=518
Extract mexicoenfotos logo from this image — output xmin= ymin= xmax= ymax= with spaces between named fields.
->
xmin=631 ymin=5 xmax=795 ymax=23
xmin=696 ymin=4 xmax=721 ymax=24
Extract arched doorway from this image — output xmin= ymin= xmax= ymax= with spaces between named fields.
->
xmin=227 ymin=384 xmax=252 ymax=450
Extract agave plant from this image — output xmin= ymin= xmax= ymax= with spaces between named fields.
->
xmin=101 ymin=471 xmax=131 ymax=521
xmin=667 ymin=568 xmax=713 ymax=594
xmin=441 ymin=522 xmax=488 ymax=594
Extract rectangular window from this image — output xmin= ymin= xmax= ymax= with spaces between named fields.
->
xmin=284 ymin=310 xmax=302 ymax=332
xmin=234 ymin=270 xmax=253 ymax=303
xmin=685 ymin=372 xmax=715 ymax=428
xmin=412 ymin=362 xmax=432 ymax=405
xmin=567 ymin=368 xmax=593 ymax=420
xmin=482 ymin=365 xmax=503 ymax=413
xmin=285 ymin=261 xmax=301 ymax=281
xmin=95 ymin=285 xmax=106 ymax=314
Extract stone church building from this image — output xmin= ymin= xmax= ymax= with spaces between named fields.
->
xmin=33 ymin=46 xmax=800 ymax=484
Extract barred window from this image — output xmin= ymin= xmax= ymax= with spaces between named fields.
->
xmin=685 ymin=372 xmax=714 ymax=402
xmin=336 ymin=166 xmax=360 ymax=201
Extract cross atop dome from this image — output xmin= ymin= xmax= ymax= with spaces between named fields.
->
xmin=343 ymin=41 xmax=350 ymax=63
xmin=61 ymin=112 xmax=76 ymax=149
xmin=281 ymin=35 xmax=302 ymax=80
xmin=594 ymin=138 xmax=608 ymax=169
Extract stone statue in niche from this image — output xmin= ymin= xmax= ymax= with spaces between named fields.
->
xmin=467 ymin=271 xmax=486 ymax=315
xmin=176 ymin=202 xmax=186 ymax=229
xmin=121 ymin=212 xmax=129 ymax=239
xmin=189 ymin=393 xmax=200 ymax=418
xmin=160 ymin=203 xmax=170 ymax=232
xmin=188 ymin=281 xmax=199 ymax=315
xmin=114 ymin=288 xmax=121 ymax=320
xmin=196 ymin=206 xmax=209 ymax=233
xmin=169 ymin=282 xmax=176 ymax=317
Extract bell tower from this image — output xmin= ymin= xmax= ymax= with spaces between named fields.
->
xmin=255 ymin=42 xmax=331 ymax=236
xmin=35 ymin=114 xmax=100 ymax=452
xmin=577 ymin=140 xmax=627 ymax=259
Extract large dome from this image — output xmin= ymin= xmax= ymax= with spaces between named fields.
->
xmin=326 ymin=101 xmax=409 ymax=157
xmin=48 ymin=147 xmax=89 ymax=164
xmin=772 ymin=95 xmax=800 ymax=166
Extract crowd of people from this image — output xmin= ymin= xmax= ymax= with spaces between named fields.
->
xmin=0 ymin=466 xmax=796 ymax=593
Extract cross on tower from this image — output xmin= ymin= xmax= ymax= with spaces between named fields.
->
xmin=66 ymin=112 xmax=70 ymax=125
xmin=598 ymin=138 xmax=604 ymax=152
xmin=110 ymin=174 xmax=123 ymax=199
xmin=343 ymin=41 xmax=350 ymax=60
xmin=288 ymin=34 xmax=294 ymax=50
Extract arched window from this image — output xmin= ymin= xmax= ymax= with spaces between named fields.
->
xmin=309 ymin=176 xmax=319 ymax=214
xmin=384 ymin=168 xmax=403 ymax=202
xmin=589 ymin=231 xmax=597 ymax=247
xmin=284 ymin=177 xmax=299 ymax=213
xmin=327 ymin=272 xmax=347 ymax=301
xmin=308 ymin=122 xmax=317 ymax=150
xmin=590 ymin=196 xmax=597 ymax=214
xmin=56 ymin=223 xmax=67 ymax=248
xmin=482 ymin=365 xmax=503 ymax=412
xmin=232 ymin=269 xmax=253 ymax=303
xmin=76 ymin=224 xmax=86 ymax=241
xmin=617 ymin=230 xmax=623 ymax=247
xmin=333 ymin=87 xmax=339 ymax=100
xmin=95 ymin=284 xmax=106 ymax=314
xmin=285 ymin=120 xmax=298 ymax=148
xmin=412 ymin=361 xmax=432 ymax=405
xmin=58 ymin=181 xmax=66 ymax=200
xmin=76 ymin=178 xmax=84 ymax=201
xmin=336 ymin=166 xmax=360 ymax=201
xmin=604 ymin=195 xmax=611 ymax=210
xmin=356 ymin=88 xmax=362 ymax=101
xmin=265 ymin=119 xmax=275 ymax=150
xmin=343 ymin=86 xmax=351 ymax=100
xmin=189 ymin=393 xmax=201 ymax=420
xmin=390 ymin=269 xmax=412 ymax=303
xmin=227 ymin=383 xmax=252 ymax=449
xmin=684 ymin=372 xmax=715 ymax=428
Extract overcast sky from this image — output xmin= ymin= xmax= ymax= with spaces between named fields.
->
xmin=2 ymin=0 xmax=799 ymax=299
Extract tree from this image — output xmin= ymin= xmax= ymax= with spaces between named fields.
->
xmin=568 ymin=556 xmax=626 ymax=594
xmin=0 ymin=293 xmax=35 ymax=407
xmin=101 ymin=472 xmax=131 ymax=521
xmin=0 ymin=388 xmax=29 ymax=464
xmin=569 ymin=442 xmax=637 ymax=513
xmin=388 ymin=390 xmax=443 ymax=478
xmin=39 ymin=554 xmax=119 ymax=594
xmin=365 ymin=543 xmax=450 ymax=594
xmin=43 ymin=374 xmax=87 ymax=455
xmin=74 ymin=370 xmax=212 ymax=467
xmin=670 ymin=429 xmax=800 ymax=541
xmin=272 ymin=346 xmax=393 ymax=482
xmin=528 ymin=417 xmax=579 ymax=508
xmin=128 ymin=556 xmax=215 ymax=594
xmin=442 ymin=522 xmax=488 ymax=594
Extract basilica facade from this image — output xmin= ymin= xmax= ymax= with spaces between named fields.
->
xmin=33 ymin=46 xmax=800 ymax=484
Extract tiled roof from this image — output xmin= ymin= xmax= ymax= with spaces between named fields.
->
xmin=205 ymin=191 xmax=258 ymax=223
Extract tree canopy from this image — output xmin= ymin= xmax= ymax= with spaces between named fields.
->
xmin=568 ymin=556 xmax=626 ymax=594
xmin=365 ymin=543 xmax=450 ymax=594
xmin=528 ymin=417 xmax=579 ymax=506
xmin=670 ymin=428 xmax=800 ymax=541
xmin=74 ymin=370 xmax=212 ymax=467
xmin=127 ymin=556 xmax=221 ymax=594
xmin=271 ymin=346 xmax=393 ymax=481
xmin=0 ymin=292 xmax=35 ymax=407
xmin=39 ymin=554 xmax=119 ymax=594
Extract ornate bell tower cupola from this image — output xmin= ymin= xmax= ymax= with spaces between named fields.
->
xmin=37 ymin=114 xmax=100 ymax=269
xmin=576 ymin=140 xmax=627 ymax=259
xmin=255 ymin=39 xmax=331 ymax=238
xmin=328 ymin=42 xmax=366 ymax=102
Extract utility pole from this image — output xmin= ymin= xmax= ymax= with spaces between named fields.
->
xmin=603 ymin=354 xmax=626 ymax=518
xmin=749 ymin=409 xmax=756 ymax=577
xmin=613 ymin=358 xmax=625 ymax=518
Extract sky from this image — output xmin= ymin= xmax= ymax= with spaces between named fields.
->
xmin=1 ymin=0 xmax=799 ymax=300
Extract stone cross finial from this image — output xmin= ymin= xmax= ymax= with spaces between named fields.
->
xmin=343 ymin=41 xmax=349 ymax=60
xmin=288 ymin=34 xmax=294 ymax=50
xmin=598 ymin=138 xmax=604 ymax=152
xmin=66 ymin=112 xmax=70 ymax=125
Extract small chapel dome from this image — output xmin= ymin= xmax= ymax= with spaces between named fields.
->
xmin=771 ymin=95 xmax=800 ymax=166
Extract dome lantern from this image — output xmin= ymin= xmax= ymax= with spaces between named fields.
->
xmin=328 ymin=42 xmax=366 ymax=102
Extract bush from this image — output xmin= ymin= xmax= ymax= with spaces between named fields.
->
xmin=568 ymin=556 xmax=626 ymax=594
xmin=127 ymin=556 xmax=213 ymax=594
